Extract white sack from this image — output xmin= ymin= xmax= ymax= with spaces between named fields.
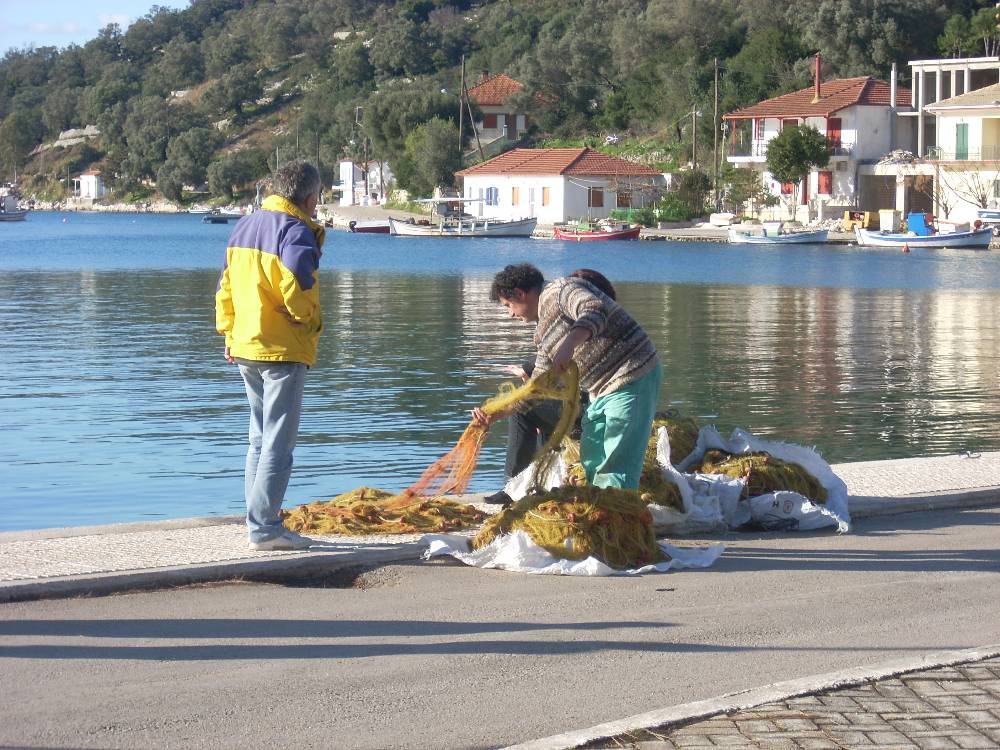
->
xmin=423 ymin=531 xmax=724 ymax=577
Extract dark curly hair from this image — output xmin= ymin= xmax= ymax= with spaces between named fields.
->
xmin=489 ymin=263 xmax=545 ymax=302
xmin=569 ymin=268 xmax=616 ymax=301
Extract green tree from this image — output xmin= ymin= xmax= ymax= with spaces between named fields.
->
xmin=122 ymin=97 xmax=207 ymax=181
xmin=399 ymin=117 xmax=461 ymax=196
xmin=157 ymin=126 xmax=224 ymax=199
xmin=207 ymin=148 xmax=269 ymax=199
xmin=765 ymin=123 xmax=829 ymax=214
xmin=968 ymin=6 xmax=1000 ymax=57
xmin=938 ymin=14 xmax=973 ymax=57
xmin=364 ymin=89 xmax=459 ymax=164
xmin=0 ymin=109 xmax=44 ymax=175
xmin=201 ymin=63 xmax=263 ymax=121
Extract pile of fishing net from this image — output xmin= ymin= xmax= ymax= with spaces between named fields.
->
xmin=285 ymin=365 xmax=581 ymax=537
xmin=471 ymin=485 xmax=667 ymax=570
xmin=691 ymin=449 xmax=829 ymax=503
xmin=284 ymin=487 xmax=485 ymax=535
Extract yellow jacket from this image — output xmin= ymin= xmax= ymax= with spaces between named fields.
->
xmin=215 ymin=195 xmax=326 ymax=366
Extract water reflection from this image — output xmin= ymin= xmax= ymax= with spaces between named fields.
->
xmin=2 ymin=220 xmax=1000 ymax=528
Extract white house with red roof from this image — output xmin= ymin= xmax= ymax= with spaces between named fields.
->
xmin=466 ymin=72 xmax=528 ymax=144
xmin=73 ymin=170 xmax=108 ymax=200
xmin=455 ymin=147 xmax=664 ymax=224
xmin=724 ymin=56 xmax=913 ymax=220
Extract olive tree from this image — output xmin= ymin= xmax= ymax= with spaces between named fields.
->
xmin=765 ymin=124 xmax=829 ymax=219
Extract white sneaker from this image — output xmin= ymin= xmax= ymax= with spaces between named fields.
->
xmin=249 ymin=529 xmax=315 ymax=551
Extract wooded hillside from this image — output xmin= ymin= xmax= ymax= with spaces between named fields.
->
xmin=0 ymin=0 xmax=994 ymax=202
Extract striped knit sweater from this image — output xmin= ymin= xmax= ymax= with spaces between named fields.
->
xmin=532 ymin=277 xmax=660 ymax=399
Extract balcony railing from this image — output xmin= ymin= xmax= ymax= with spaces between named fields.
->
xmin=729 ymin=141 xmax=768 ymax=158
xmin=729 ymin=140 xmax=853 ymax=159
xmin=926 ymin=144 xmax=1000 ymax=161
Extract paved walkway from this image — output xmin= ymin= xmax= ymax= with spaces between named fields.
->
xmin=1 ymin=451 xmax=999 ymax=603
xmin=592 ymin=656 xmax=1000 ymax=750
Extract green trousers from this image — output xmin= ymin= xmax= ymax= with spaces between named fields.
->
xmin=581 ymin=362 xmax=663 ymax=489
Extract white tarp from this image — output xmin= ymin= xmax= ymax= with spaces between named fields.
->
xmin=423 ymin=530 xmax=725 ymax=577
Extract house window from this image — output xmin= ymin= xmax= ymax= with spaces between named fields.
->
xmin=483 ymin=113 xmax=497 ymax=129
xmin=485 ymin=187 xmax=499 ymax=206
xmin=780 ymin=181 xmax=794 ymax=195
xmin=616 ymin=190 xmax=632 ymax=208
xmin=588 ymin=187 xmax=604 ymax=208
xmin=818 ymin=171 xmax=833 ymax=195
xmin=754 ymin=118 xmax=765 ymax=140
xmin=511 ymin=186 xmax=520 ymax=205
xmin=542 ymin=186 xmax=550 ymax=206
xmin=781 ymin=118 xmax=798 ymax=131
xmin=826 ymin=117 xmax=842 ymax=148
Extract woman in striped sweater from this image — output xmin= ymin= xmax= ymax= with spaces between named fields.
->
xmin=478 ymin=263 xmax=663 ymax=489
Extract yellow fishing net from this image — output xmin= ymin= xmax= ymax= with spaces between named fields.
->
xmin=284 ymin=365 xmax=581 ymax=536
xmin=472 ymin=485 xmax=667 ymax=569
xmin=693 ymin=450 xmax=828 ymax=503
xmin=284 ymin=487 xmax=485 ymax=535
xmin=652 ymin=410 xmax=700 ymax=465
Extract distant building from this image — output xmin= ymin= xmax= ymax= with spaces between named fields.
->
xmin=74 ymin=170 xmax=107 ymax=200
xmin=724 ymin=56 xmax=913 ymax=221
xmin=456 ymin=147 xmax=665 ymax=224
xmin=334 ymin=159 xmax=394 ymax=206
xmin=467 ymin=72 xmax=528 ymax=145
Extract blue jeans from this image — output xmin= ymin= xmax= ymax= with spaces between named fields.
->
xmin=581 ymin=363 xmax=663 ymax=489
xmin=239 ymin=361 xmax=307 ymax=542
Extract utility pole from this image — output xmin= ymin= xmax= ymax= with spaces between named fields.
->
xmin=458 ymin=54 xmax=466 ymax=156
xmin=692 ymin=108 xmax=697 ymax=170
xmin=714 ymin=57 xmax=720 ymax=209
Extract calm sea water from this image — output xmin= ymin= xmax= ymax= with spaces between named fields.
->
xmin=2 ymin=211 xmax=999 ymax=530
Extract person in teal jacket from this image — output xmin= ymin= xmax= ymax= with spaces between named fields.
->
xmin=215 ymin=160 xmax=325 ymax=551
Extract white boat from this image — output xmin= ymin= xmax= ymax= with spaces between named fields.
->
xmin=728 ymin=227 xmax=828 ymax=244
xmin=187 ymin=204 xmax=212 ymax=215
xmin=0 ymin=189 xmax=27 ymax=221
xmin=976 ymin=208 xmax=1000 ymax=227
xmin=390 ymin=216 xmax=537 ymax=237
xmin=854 ymin=226 xmax=993 ymax=249
xmin=389 ymin=195 xmax=537 ymax=237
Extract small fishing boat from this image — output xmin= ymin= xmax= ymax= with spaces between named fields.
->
xmin=187 ymin=204 xmax=212 ymax=215
xmin=348 ymin=219 xmax=391 ymax=234
xmin=389 ymin=196 xmax=537 ymax=237
xmin=977 ymin=207 xmax=1000 ymax=222
xmin=553 ymin=221 xmax=641 ymax=241
xmin=0 ymin=186 xmax=27 ymax=221
xmin=854 ymin=226 xmax=993 ymax=249
xmin=728 ymin=227 xmax=828 ymax=244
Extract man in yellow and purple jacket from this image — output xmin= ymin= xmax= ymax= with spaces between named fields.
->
xmin=215 ymin=160 xmax=325 ymax=551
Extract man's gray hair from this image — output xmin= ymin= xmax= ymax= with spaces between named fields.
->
xmin=270 ymin=160 xmax=322 ymax=206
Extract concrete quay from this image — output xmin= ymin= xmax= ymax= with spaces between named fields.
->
xmin=1 ymin=451 xmax=999 ymax=604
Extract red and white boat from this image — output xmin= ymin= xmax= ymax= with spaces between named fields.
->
xmin=348 ymin=219 xmax=391 ymax=234
xmin=553 ymin=221 xmax=641 ymax=241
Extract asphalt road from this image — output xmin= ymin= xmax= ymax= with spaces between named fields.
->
xmin=2 ymin=506 xmax=999 ymax=750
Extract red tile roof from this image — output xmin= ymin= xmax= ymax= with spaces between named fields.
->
xmin=724 ymin=77 xmax=912 ymax=120
xmin=456 ymin=148 xmax=661 ymax=177
xmin=467 ymin=73 xmax=524 ymax=106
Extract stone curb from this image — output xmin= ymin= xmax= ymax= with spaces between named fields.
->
xmin=2 ymin=491 xmax=999 ymax=604
xmin=0 ymin=544 xmax=426 ymax=604
xmin=503 ymin=644 xmax=1000 ymax=750
xmin=849 ymin=486 xmax=1000 ymax=518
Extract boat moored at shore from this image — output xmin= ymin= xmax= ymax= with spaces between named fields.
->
xmin=728 ymin=227 xmax=829 ymax=244
xmin=854 ymin=226 xmax=993 ymax=249
xmin=389 ymin=215 xmax=537 ymax=237
xmin=553 ymin=221 xmax=641 ymax=241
